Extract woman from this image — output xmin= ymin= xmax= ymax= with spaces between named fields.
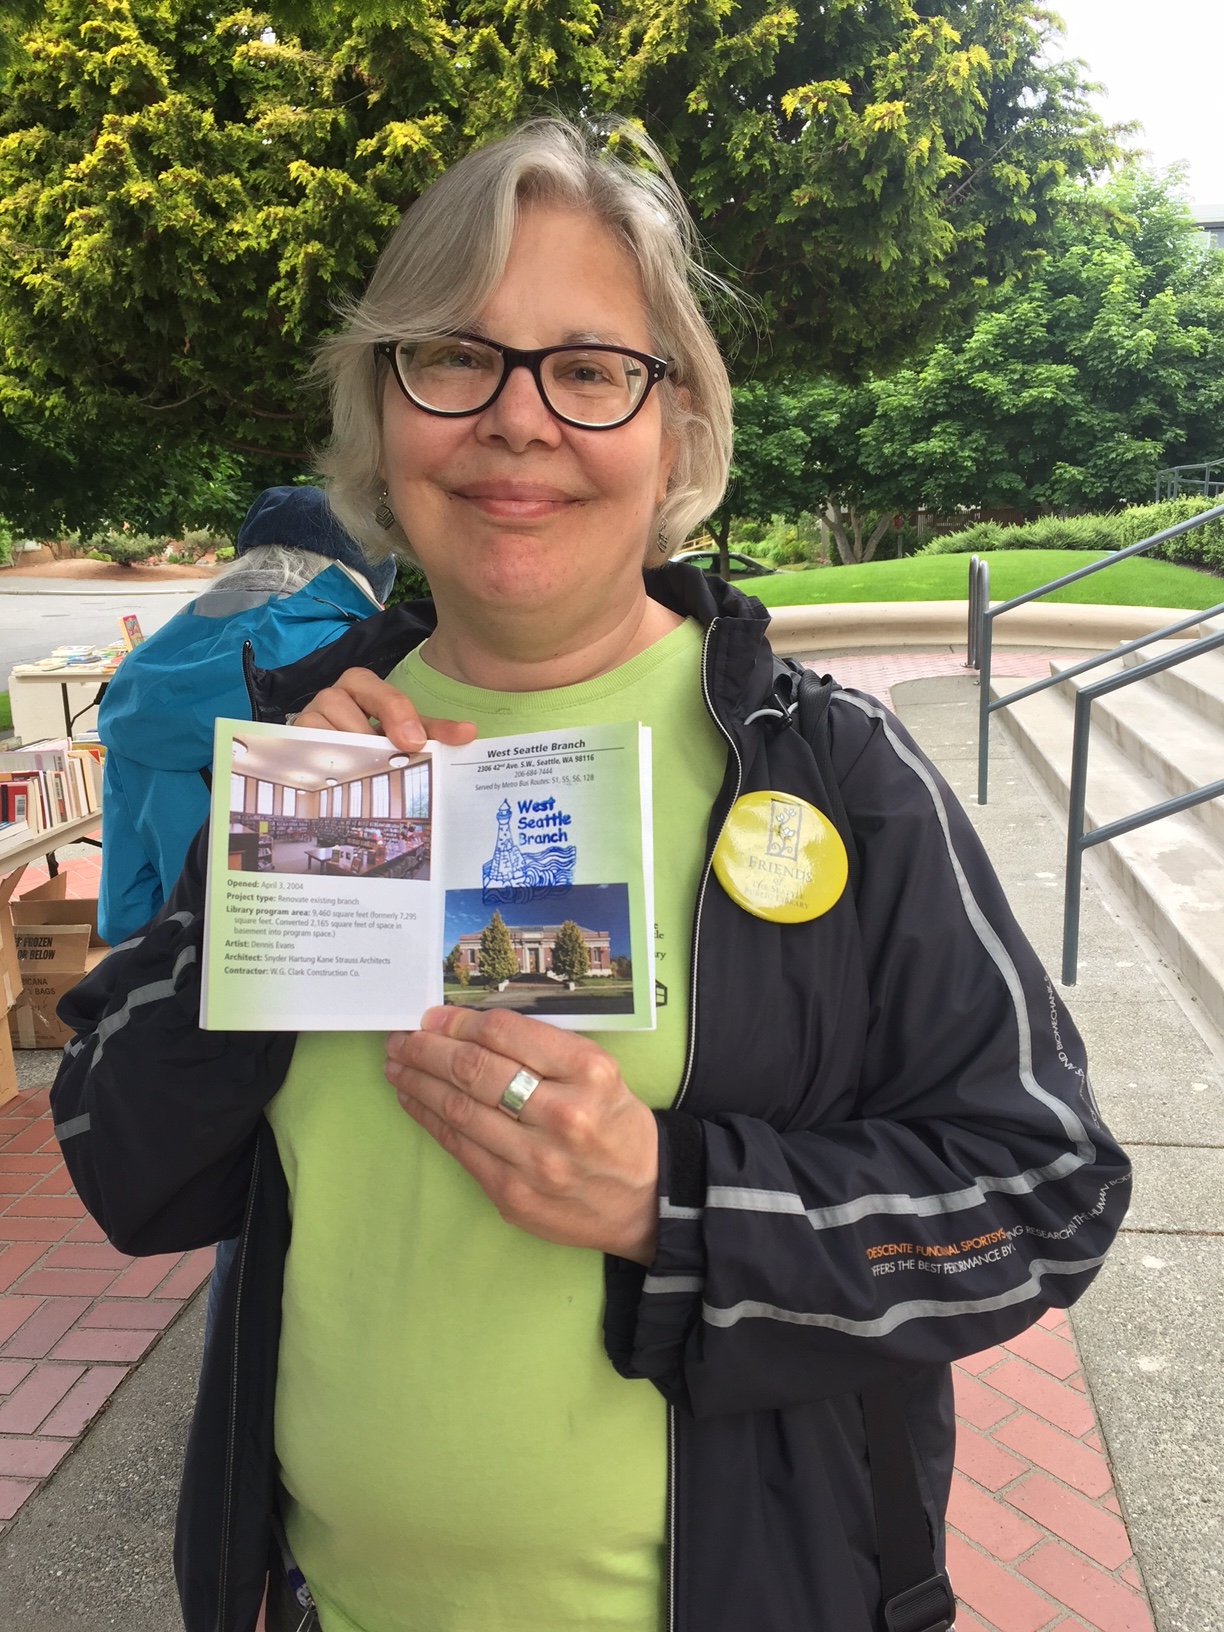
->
xmin=51 ymin=120 xmax=1130 ymax=1632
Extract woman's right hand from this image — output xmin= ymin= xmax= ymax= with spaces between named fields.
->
xmin=291 ymin=667 xmax=477 ymax=751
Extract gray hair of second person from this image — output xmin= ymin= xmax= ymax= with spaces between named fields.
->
xmin=315 ymin=117 xmax=734 ymax=566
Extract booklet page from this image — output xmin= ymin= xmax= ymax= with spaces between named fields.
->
xmin=439 ymin=721 xmax=654 ymax=1031
xmin=202 ymin=719 xmax=442 ymax=1030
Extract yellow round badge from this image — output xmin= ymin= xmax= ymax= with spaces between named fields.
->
xmin=712 ymin=790 xmax=848 ymax=923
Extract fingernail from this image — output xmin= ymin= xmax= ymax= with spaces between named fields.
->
xmin=387 ymin=1032 xmax=407 ymax=1052
xmin=421 ymin=1007 xmax=447 ymax=1030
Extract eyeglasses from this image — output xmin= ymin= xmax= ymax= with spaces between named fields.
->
xmin=375 ymin=334 xmax=670 ymax=429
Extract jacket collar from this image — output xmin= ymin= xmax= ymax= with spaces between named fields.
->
xmin=245 ymin=563 xmax=778 ymax=726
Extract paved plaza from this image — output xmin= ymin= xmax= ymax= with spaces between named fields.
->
xmin=0 ymin=646 xmax=1218 ymax=1630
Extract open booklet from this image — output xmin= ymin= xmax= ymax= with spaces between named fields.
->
xmin=201 ymin=718 xmax=655 ymax=1032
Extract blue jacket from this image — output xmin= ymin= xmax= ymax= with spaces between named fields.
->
xmin=97 ymin=565 xmax=378 ymax=944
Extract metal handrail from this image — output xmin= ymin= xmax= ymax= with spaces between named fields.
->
xmin=1062 ymin=626 xmax=1224 ymax=983
xmin=1155 ymin=458 xmax=1224 ymax=501
xmin=968 ymin=500 xmax=1224 ymax=803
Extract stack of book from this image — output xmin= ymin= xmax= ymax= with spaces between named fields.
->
xmin=0 ymin=736 xmax=105 ymax=856
xmin=19 ymin=642 xmax=126 ymax=672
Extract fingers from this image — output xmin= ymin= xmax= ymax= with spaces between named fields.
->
xmin=387 ymin=1053 xmax=531 ymax=1160
xmin=289 ymin=667 xmax=476 ymax=749
xmin=415 ymin=1005 xmax=610 ymax=1088
xmin=387 ymin=1025 xmax=551 ymax=1122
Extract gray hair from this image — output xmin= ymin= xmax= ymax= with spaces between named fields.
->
xmin=207 ymin=545 xmax=333 ymax=599
xmin=315 ymin=118 xmax=733 ymax=564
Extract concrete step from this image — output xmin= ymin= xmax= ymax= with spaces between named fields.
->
xmin=1047 ymin=656 xmax=1224 ymax=848
xmin=991 ymin=678 xmax=1224 ymax=1032
xmin=1118 ymin=638 xmax=1224 ymax=731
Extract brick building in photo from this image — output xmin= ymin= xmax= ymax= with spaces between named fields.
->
xmin=457 ymin=921 xmax=612 ymax=976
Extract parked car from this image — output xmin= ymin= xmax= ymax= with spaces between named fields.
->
xmin=673 ymin=547 xmax=776 ymax=578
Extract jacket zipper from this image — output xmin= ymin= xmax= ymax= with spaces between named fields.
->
xmin=666 ymin=617 xmax=744 ymax=1632
xmin=218 ymin=1142 xmax=262 ymax=1628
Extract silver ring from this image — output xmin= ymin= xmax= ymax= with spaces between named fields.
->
xmin=497 ymin=1067 xmax=541 ymax=1120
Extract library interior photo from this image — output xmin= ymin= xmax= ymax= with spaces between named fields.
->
xmin=227 ymin=732 xmax=432 ymax=880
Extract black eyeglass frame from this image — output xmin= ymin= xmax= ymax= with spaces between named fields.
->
xmin=375 ymin=334 xmax=671 ymax=429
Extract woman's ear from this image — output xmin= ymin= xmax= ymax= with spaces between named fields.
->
xmin=655 ymin=384 xmax=690 ymax=505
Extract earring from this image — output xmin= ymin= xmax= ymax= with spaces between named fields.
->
xmin=374 ymin=487 xmax=396 ymax=530
xmin=656 ymin=521 xmax=670 ymax=555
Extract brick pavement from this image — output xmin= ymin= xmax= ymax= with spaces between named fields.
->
xmin=0 ymin=670 xmax=1159 ymax=1628
xmin=0 ymin=1079 xmax=213 ymax=1534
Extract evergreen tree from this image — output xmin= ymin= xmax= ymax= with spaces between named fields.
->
xmin=443 ymin=943 xmax=469 ymax=985
xmin=478 ymin=912 xmax=518 ymax=985
xmin=0 ymin=0 xmax=1117 ymax=533
xmin=551 ymin=920 xmax=591 ymax=983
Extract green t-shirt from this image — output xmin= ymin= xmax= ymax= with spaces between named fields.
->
xmin=267 ymin=617 xmax=726 ymax=1632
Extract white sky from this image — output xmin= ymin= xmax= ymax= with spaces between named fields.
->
xmin=1051 ymin=0 xmax=1224 ymax=215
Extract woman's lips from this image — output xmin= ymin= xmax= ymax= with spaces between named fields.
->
xmin=451 ymin=482 xmax=580 ymax=521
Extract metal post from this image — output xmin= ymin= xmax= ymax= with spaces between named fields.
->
xmin=972 ymin=554 xmax=985 ymax=669
xmin=1061 ymin=689 xmax=1094 ymax=985
xmin=976 ymin=562 xmax=992 ymax=804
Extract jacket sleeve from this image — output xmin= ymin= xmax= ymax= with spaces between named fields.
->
xmin=607 ymin=693 xmax=1131 ymax=1418
xmin=50 ymin=825 xmax=297 ymax=1256
xmin=97 ymin=755 xmax=164 ymax=947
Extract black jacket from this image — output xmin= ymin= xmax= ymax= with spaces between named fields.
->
xmin=51 ymin=567 xmax=1130 ymax=1632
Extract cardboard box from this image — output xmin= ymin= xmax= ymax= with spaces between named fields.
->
xmin=0 ymin=864 xmax=28 ymax=1017
xmin=0 ymin=864 xmax=33 ymax=1104
xmin=9 ymin=891 xmax=107 ymax=1050
xmin=0 ymin=1010 xmax=16 ymax=1105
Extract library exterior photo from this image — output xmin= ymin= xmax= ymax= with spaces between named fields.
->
xmin=442 ymin=885 xmax=636 ymax=1016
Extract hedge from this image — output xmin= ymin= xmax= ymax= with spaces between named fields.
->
xmin=920 ymin=498 xmax=1224 ymax=572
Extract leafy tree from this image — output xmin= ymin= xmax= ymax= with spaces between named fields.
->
xmin=716 ymin=379 xmax=903 ymax=564
xmin=550 ymin=920 xmax=590 ymax=983
xmin=478 ymin=911 xmax=518 ymax=986
xmin=444 ymin=942 xmax=469 ymax=986
xmin=0 ymin=0 xmax=1117 ymax=535
xmin=855 ymin=168 xmax=1224 ymax=512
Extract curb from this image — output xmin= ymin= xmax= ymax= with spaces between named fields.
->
xmin=0 ymin=578 xmax=213 ymax=597
xmin=765 ymin=601 xmax=1206 ymax=655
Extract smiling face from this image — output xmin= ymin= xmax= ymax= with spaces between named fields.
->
xmin=379 ymin=203 xmax=677 ymax=640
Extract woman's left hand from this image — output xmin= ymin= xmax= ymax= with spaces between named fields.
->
xmin=385 ymin=1007 xmax=659 ymax=1265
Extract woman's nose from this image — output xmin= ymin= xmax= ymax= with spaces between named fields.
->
xmin=476 ymin=363 xmax=563 ymax=450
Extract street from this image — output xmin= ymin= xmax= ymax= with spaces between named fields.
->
xmin=0 ymin=586 xmax=205 ymax=678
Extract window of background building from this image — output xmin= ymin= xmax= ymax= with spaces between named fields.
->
xmin=349 ymin=780 xmax=363 ymax=818
xmin=372 ymin=774 xmax=390 ymax=818
xmin=283 ymin=787 xmax=296 ymax=817
xmin=231 ymin=773 xmax=245 ymax=812
xmin=403 ymin=764 xmax=429 ymax=818
xmin=256 ymin=780 xmax=274 ymax=814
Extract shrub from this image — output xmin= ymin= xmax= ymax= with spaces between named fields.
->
xmin=86 ymin=529 xmax=166 ymax=567
xmin=214 ymin=545 xmax=236 ymax=562
xmin=1112 ymin=499 xmax=1224 ymax=573
xmin=923 ymin=516 xmax=1118 ymax=555
xmin=920 ymin=499 xmax=1224 ymax=571
xmin=745 ymin=512 xmax=824 ymax=567
xmin=175 ymin=527 xmax=232 ymax=564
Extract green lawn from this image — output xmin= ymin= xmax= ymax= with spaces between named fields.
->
xmin=750 ymin=551 xmax=1224 ymax=610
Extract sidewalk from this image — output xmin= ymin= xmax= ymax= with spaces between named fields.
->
xmin=0 ymin=1074 xmax=213 ymax=1531
xmin=0 ymin=658 xmax=1202 ymax=1629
